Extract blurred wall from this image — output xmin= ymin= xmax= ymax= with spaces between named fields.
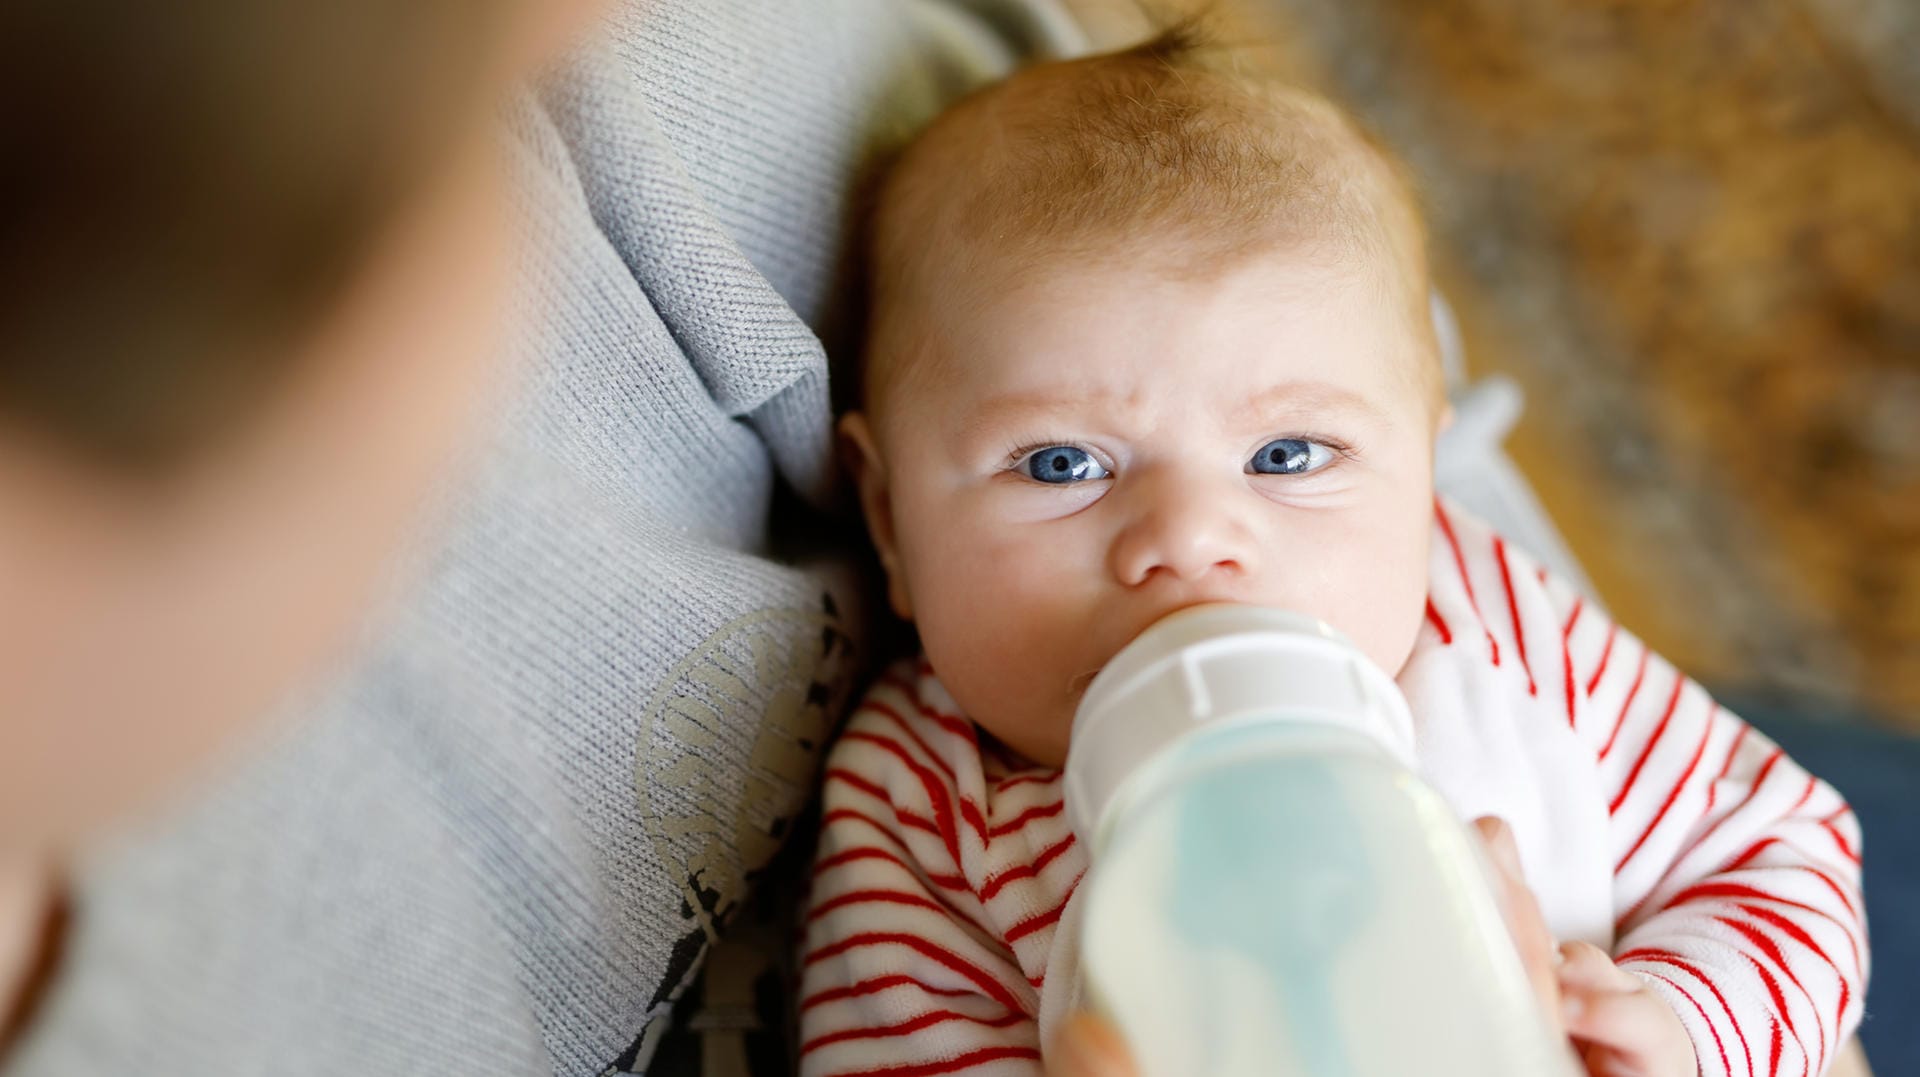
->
xmin=1248 ymin=0 xmax=1920 ymax=724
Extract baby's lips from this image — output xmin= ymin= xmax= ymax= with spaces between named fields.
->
xmin=1068 ymin=666 xmax=1102 ymax=698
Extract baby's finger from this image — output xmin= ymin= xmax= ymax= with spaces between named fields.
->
xmin=1048 ymin=1013 xmax=1140 ymax=1077
xmin=1561 ymin=983 xmax=1666 ymax=1055
xmin=1472 ymin=817 xmax=1562 ymax=1035
xmin=1562 ymin=975 xmax=1698 ymax=1076
xmin=1556 ymin=940 xmax=1638 ymax=994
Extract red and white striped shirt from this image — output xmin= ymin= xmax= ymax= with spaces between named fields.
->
xmin=798 ymin=499 xmax=1867 ymax=1077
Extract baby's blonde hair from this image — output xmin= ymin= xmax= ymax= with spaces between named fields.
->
xmin=861 ymin=20 xmax=1442 ymax=412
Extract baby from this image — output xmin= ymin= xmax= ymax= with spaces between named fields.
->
xmin=800 ymin=26 xmax=1866 ymax=1077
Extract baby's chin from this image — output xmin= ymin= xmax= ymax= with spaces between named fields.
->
xmin=1000 ymin=733 xmax=1070 ymax=771
xmin=969 ymin=698 xmax=1075 ymax=771
xmin=926 ymin=650 xmax=1088 ymax=771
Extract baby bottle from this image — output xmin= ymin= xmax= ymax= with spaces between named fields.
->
xmin=1063 ymin=605 xmax=1575 ymax=1077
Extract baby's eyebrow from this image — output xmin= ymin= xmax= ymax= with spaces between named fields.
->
xmin=1232 ymin=380 xmax=1388 ymax=425
xmin=954 ymin=392 xmax=1101 ymax=439
xmin=956 ymin=380 xmax=1385 ymax=437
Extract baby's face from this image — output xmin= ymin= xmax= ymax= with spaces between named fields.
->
xmin=846 ymin=253 xmax=1441 ymax=767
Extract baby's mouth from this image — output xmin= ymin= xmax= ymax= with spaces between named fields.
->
xmin=1069 ymin=611 xmax=1181 ymax=701
xmin=1067 ymin=666 xmax=1102 ymax=699
xmin=1070 ymin=628 xmax=1154 ymax=702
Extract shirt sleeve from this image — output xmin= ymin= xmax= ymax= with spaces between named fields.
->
xmin=798 ymin=706 xmax=1044 ymax=1077
xmin=1538 ymin=565 xmax=1868 ymax=1077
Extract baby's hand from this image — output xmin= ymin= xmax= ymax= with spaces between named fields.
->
xmin=1556 ymin=940 xmax=1698 ymax=1077
xmin=1472 ymin=817 xmax=1570 ymax=1042
xmin=1473 ymin=818 xmax=1693 ymax=1076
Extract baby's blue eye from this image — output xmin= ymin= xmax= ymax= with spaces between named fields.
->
xmin=1021 ymin=445 xmax=1109 ymax=484
xmin=1250 ymin=438 xmax=1336 ymax=476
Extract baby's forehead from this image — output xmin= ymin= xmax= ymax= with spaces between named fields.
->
xmin=871 ymin=78 xmax=1424 ymax=318
xmin=874 ymin=249 xmax=1439 ymax=430
xmin=885 ymin=56 xmax=1408 ymax=233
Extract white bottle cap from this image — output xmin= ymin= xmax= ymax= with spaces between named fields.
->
xmin=1064 ymin=604 xmax=1417 ymax=853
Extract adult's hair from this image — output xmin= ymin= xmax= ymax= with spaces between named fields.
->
xmin=0 ymin=1 xmax=512 ymax=469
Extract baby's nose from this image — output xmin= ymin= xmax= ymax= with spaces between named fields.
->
xmin=1108 ymin=471 xmax=1258 ymax=587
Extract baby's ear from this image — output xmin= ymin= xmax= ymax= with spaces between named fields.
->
xmin=837 ymin=412 xmax=914 ymax=621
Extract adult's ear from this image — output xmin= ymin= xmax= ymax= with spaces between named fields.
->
xmin=837 ymin=412 xmax=913 ymax=620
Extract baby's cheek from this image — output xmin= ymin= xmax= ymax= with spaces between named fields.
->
xmin=908 ymin=543 xmax=1088 ymax=766
xmin=1267 ymin=510 xmax=1430 ymax=677
xmin=911 ymin=535 xmax=1022 ymax=635
xmin=1358 ymin=591 xmax=1427 ymax=678
xmin=1346 ymin=534 xmax=1433 ymax=677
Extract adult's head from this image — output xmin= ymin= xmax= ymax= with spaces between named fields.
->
xmin=0 ymin=0 xmax=601 ymax=858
